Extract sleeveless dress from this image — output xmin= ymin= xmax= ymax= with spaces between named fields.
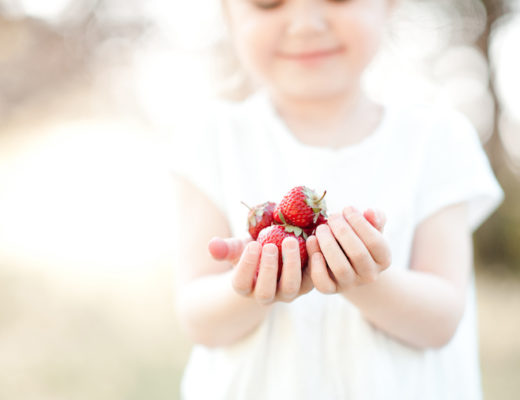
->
xmin=169 ymin=90 xmax=504 ymax=400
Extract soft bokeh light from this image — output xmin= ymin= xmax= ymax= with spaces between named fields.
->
xmin=0 ymin=119 xmax=177 ymax=277
xmin=0 ymin=1 xmax=519 ymax=399
xmin=499 ymin=111 xmax=520 ymax=173
xmin=490 ymin=13 xmax=520 ymax=120
xmin=17 ymin=0 xmax=72 ymax=20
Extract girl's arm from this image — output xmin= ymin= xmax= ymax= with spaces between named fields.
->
xmin=173 ymin=176 xmax=314 ymax=348
xmin=173 ymin=176 xmax=271 ymax=347
xmin=310 ymin=203 xmax=471 ymax=349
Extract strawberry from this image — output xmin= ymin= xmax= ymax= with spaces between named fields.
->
xmin=256 ymin=224 xmax=308 ymax=280
xmin=278 ymin=186 xmax=327 ymax=228
xmin=242 ymin=201 xmax=276 ymax=240
xmin=303 ymin=214 xmax=328 ymax=237
xmin=273 ymin=203 xmax=283 ymax=224
xmin=315 ymin=213 xmax=328 ymax=226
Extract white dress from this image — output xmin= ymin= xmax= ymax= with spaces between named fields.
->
xmin=169 ymin=90 xmax=504 ymax=400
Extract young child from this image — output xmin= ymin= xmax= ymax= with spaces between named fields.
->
xmin=170 ymin=0 xmax=504 ymax=399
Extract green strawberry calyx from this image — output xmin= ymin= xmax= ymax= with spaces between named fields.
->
xmin=278 ymin=211 xmax=308 ymax=240
xmin=303 ymin=187 xmax=328 ymax=223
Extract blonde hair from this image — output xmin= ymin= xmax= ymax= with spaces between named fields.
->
xmin=202 ymin=0 xmax=273 ymax=101
xmin=206 ymin=34 xmax=257 ymax=102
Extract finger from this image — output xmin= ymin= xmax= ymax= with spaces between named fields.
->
xmin=278 ymin=238 xmax=302 ymax=302
xmin=308 ymin=249 xmax=336 ymax=294
xmin=208 ymin=237 xmax=228 ymax=260
xmin=376 ymin=209 xmax=387 ymax=231
xmin=315 ymin=224 xmax=356 ymax=288
xmin=209 ymin=237 xmax=250 ymax=262
xmin=326 ymin=213 xmax=377 ymax=284
xmin=306 ymin=235 xmax=321 ymax=256
xmin=305 ymin=235 xmax=336 ymax=293
xmin=363 ymin=208 xmax=386 ymax=233
xmin=330 ymin=211 xmax=379 ymax=284
xmin=343 ymin=207 xmax=391 ymax=269
xmin=300 ymin=263 xmax=314 ymax=295
xmin=363 ymin=209 xmax=379 ymax=230
xmin=255 ymin=244 xmax=279 ymax=304
xmin=232 ymin=241 xmax=261 ymax=295
xmin=307 ymin=235 xmax=337 ymax=282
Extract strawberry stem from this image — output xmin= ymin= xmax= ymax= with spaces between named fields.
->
xmin=317 ymin=190 xmax=327 ymax=203
xmin=240 ymin=201 xmax=252 ymax=211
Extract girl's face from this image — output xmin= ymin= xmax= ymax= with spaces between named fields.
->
xmin=223 ymin=0 xmax=394 ymax=100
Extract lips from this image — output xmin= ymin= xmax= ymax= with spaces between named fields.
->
xmin=277 ymin=47 xmax=344 ymax=60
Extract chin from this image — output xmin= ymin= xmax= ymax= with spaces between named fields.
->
xmin=276 ymin=81 xmax=352 ymax=102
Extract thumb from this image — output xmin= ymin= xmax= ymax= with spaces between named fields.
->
xmin=208 ymin=237 xmax=251 ymax=262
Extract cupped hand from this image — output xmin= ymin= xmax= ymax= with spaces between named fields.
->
xmin=308 ymin=206 xmax=392 ymax=294
xmin=209 ymin=236 xmax=314 ymax=305
xmin=208 ymin=236 xmax=252 ymax=265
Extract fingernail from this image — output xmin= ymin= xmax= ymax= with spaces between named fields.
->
xmin=344 ymin=206 xmax=360 ymax=215
xmin=249 ymin=241 xmax=262 ymax=254
xmin=316 ymin=224 xmax=328 ymax=235
xmin=366 ymin=208 xmax=377 ymax=224
xmin=284 ymin=238 xmax=298 ymax=250
xmin=264 ymin=244 xmax=277 ymax=255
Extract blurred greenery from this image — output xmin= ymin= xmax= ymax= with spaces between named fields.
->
xmin=475 ymin=164 xmax=520 ymax=275
xmin=0 ymin=260 xmax=519 ymax=399
xmin=0 ymin=264 xmax=190 ymax=400
xmin=0 ymin=0 xmax=518 ymax=273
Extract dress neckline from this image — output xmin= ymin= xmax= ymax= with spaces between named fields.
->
xmin=251 ymin=89 xmax=392 ymax=156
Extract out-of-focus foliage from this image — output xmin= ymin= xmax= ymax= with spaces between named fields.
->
xmin=0 ymin=1 xmax=519 ymax=400
xmin=474 ymin=0 xmax=520 ymax=275
xmin=0 ymin=1 xmax=518 ymax=269
xmin=0 ymin=0 xmax=151 ymax=122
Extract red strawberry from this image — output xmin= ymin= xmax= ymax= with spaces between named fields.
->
xmin=278 ymin=186 xmax=327 ymax=228
xmin=256 ymin=225 xmax=308 ymax=280
xmin=273 ymin=203 xmax=283 ymax=224
xmin=242 ymin=201 xmax=276 ymax=240
xmin=303 ymin=214 xmax=328 ymax=236
xmin=315 ymin=213 xmax=328 ymax=226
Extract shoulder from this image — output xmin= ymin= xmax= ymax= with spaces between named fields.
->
xmin=202 ymin=92 xmax=270 ymax=149
xmin=187 ymin=94 xmax=261 ymax=133
xmin=169 ymin=97 xmax=237 ymax=146
xmin=168 ymin=93 xmax=267 ymax=166
xmin=388 ymin=101 xmax=479 ymax=147
xmin=391 ymin=101 xmax=473 ymax=129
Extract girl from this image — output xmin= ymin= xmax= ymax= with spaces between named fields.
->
xmin=170 ymin=0 xmax=504 ymax=399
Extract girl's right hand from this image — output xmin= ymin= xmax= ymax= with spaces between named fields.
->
xmin=208 ymin=237 xmax=314 ymax=305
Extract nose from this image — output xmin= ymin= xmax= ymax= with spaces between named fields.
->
xmin=286 ymin=1 xmax=327 ymax=36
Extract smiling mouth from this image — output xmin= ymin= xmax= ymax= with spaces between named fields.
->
xmin=278 ymin=47 xmax=345 ymax=60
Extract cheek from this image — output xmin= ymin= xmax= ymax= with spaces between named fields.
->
xmin=337 ymin=13 xmax=385 ymax=68
xmin=233 ymin=21 xmax=278 ymax=79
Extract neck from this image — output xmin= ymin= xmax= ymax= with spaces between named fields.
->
xmin=266 ymin=87 xmax=382 ymax=147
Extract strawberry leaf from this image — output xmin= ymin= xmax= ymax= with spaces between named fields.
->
xmin=284 ymin=225 xmax=303 ymax=237
xmin=278 ymin=211 xmax=287 ymax=225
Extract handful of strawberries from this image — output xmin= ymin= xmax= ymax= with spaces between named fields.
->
xmin=243 ymin=186 xmax=328 ymax=278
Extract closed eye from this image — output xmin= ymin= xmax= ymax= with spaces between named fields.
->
xmin=252 ymin=0 xmax=284 ymax=10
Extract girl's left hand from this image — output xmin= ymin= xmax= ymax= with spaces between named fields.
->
xmin=307 ymin=206 xmax=392 ymax=294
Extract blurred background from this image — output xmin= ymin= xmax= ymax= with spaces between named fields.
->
xmin=0 ymin=0 xmax=519 ymax=398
